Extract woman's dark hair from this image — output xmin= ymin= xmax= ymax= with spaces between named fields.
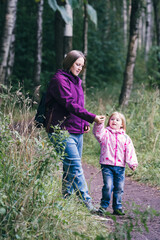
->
xmin=63 ymin=50 xmax=86 ymax=71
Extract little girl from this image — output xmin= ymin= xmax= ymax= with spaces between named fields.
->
xmin=93 ymin=112 xmax=138 ymax=216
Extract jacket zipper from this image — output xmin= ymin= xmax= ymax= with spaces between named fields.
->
xmin=114 ymin=133 xmax=118 ymax=166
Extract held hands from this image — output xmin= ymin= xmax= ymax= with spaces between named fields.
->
xmin=94 ymin=115 xmax=106 ymax=124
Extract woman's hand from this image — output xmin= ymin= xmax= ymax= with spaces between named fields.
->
xmin=94 ymin=115 xmax=106 ymax=124
xmin=84 ymin=125 xmax=90 ymax=133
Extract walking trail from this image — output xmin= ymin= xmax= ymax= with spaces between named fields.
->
xmin=83 ymin=162 xmax=160 ymax=240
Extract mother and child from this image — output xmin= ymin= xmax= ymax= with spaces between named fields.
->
xmin=44 ymin=50 xmax=138 ymax=215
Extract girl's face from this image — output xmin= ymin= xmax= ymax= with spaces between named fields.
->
xmin=70 ymin=57 xmax=84 ymax=76
xmin=109 ymin=114 xmax=123 ymax=130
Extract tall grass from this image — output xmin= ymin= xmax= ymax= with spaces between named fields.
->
xmin=0 ymin=88 xmax=109 ymax=239
xmin=0 ymin=85 xmax=159 ymax=239
xmin=84 ymin=83 xmax=160 ymax=188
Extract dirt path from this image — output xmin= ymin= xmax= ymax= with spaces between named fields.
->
xmin=83 ymin=162 xmax=160 ymax=240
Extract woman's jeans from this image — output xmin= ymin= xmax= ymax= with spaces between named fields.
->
xmin=101 ymin=165 xmax=125 ymax=210
xmin=49 ymin=132 xmax=91 ymax=203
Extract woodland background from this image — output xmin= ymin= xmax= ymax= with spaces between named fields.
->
xmin=0 ymin=0 xmax=160 ymax=239
xmin=0 ymin=0 xmax=160 ymax=105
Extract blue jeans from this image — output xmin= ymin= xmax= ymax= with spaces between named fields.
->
xmin=101 ymin=165 xmax=125 ymax=210
xmin=49 ymin=132 xmax=91 ymax=203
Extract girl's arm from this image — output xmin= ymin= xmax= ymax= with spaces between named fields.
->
xmin=125 ymin=136 xmax=138 ymax=170
xmin=93 ymin=122 xmax=106 ymax=143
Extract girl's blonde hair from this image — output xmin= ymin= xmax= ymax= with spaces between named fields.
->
xmin=107 ymin=112 xmax=126 ymax=131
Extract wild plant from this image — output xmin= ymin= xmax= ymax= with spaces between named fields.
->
xmin=0 ymin=87 xmax=109 ymax=239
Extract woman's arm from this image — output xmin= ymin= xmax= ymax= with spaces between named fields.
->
xmin=48 ymin=77 xmax=96 ymax=123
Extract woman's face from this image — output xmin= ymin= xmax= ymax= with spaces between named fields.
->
xmin=70 ymin=57 xmax=84 ymax=76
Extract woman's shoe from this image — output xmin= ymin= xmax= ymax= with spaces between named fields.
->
xmin=113 ymin=209 xmax=125 ymax=216
xmin=85 ymin=201 xmax=97 ymax=213
xmin=98 ymin=206 xmax=108 ymax=216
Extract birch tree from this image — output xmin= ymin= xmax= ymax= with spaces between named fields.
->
xmin=145 ymin=0 xmax=153 ymax=60
xmin=34 ymin=0 xmax=44 ymax=100
xmin=123 ymin=0 xmax=128 ymax=47
xmin=6 ymin=13 xmax=17 ymax=80
xmin=0 ymin=0 xmax=18 ymax=86
xmin=119 ymin=0 xmax=142 ymax=107
xmin=63 ymin=0 xmax=73 ymax=57
xmin=82 ymin=1 xmax=88 ymax=99
xmin=138 ymin=8 xmax=145 ymax=49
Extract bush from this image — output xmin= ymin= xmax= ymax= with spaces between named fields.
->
xmin=0 ymin=88 xmax=109 ymax=239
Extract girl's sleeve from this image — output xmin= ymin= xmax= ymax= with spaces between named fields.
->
xmin=93 ymin=122 xmax=106 ymax=143
xmin=125 ymin=136 xmax=138 ymax=169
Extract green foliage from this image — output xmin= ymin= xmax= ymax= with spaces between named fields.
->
xmin=108 ymin=203 xmax=159 ymax=240
xmin=0 ymin=89 xmax=110 ymax=239
xmin=48 ymin=0 xmax=72 ymax=24
xmin=84 ymin=83 xmax=160 ymax=188
xmin=0 ymin=0 xmax=127 ymax=93
xmin=86 ymin=1 xmax=126 ymax=87
xmin=0 ymin=85 xmax=159 ymax=239
xmin=8 ymin=0 xmax=56 ymax=94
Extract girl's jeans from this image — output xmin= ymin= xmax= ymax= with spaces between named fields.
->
xmin=49 ymin=132 xmax=91 ymax=203
xmin=101 ymin=164 xmax=125 ymax=210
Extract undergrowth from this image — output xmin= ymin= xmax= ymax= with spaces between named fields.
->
xmin=84 ymin=83 xmax=160 ymax=188
xmin=0 ymin=85 xmax=159 ymax=239
xmin=0 ymin=88 xmax=109 ymax=239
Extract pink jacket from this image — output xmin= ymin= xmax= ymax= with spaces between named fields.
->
xmin=93 ymin=123 xmax=138 ymax=169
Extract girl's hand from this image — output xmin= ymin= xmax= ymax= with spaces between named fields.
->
xmin=94 ymin=115 xmax=106 ymax=124
xmin=84 ymin=125 xmax=90 ymax=133
xmin=131 ymin=165 xmax=137 ymax=171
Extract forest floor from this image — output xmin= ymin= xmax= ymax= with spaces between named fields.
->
xmin=83 ymin=162 xmax=160 ymax=240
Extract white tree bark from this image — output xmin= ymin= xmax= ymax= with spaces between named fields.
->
xmin=63 ymin=0 xmax=73 ymax=57
xmin=123 ymin=0 xmax=128 ymax=47
xmin=34 ymin=0 xmax=44 ymax=100
xmin=138 ymin=9 xmax=145 ymax=49
xmin=145 ymin=0 xmax=153 ymax=59
xmin=0 ymin=0 xmax=18 ymax=86
xmin=82 ymin=2 xmax=88 ymax=102
xmin=6 ymin=24 xmax=16 ymax=79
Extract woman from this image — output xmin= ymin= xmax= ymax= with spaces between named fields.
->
xmin=45 ymin=50 xmax=105 ymax=212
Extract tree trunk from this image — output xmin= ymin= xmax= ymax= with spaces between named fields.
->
xmin=138 ymin=8 xmax=145 ymax=49
xmin=123 ymin=0 xmax=128 ymax=47
xmin=145 ymin=0 xmax=153 ymax=60
xmin=34 ymin=0 xmax=44 ymax=101
xmin=63 ymin=0 xmax=73 ymax=57
xmin=152 ymin=0 xmax=160 ymax=72
xmin=82 ymin=2 xmax=88 ymax=102
xmin=6 ymin=15 xmax=16 ymax=80
xmin=153 ymin=0 xmax=160 ymax=46
xmin=55 ymin=0 xmax=65 ymax=69
xmin=119 ymin=0 xmax=141 ymax=107
xmin=0 ymin=0 xmax=18 ymax=86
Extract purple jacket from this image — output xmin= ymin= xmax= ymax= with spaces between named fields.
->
xmin=45 ymin=69 xmax=96 ymax=133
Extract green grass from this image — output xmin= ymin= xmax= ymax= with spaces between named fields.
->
xmin=83 ymin=83 xmax=160 ymax=188
xmin=0 ymin=84 xmax=160 ymax=239
xmin=0 ymin=90 xmax=110 ymax=239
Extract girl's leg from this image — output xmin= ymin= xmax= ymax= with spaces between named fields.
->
xmin=100 ymin=165 xmax=114 ymax=209
xmin=112 ymin=166 xmax=125 ymax=210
